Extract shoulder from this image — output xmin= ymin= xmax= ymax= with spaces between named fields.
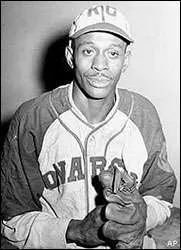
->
xmin=15 ymin=84 xmax=70 ymax=122
xmin=16 ymin=92 xmax=50 ymax=117
xmin=117 ymin=88 xmax=161 ymax=124
xmin=5 ymin=85 xmax=70 ymax=154
xmin=131 ymin=90 xmax=161 ymax=129
xmin=118 ymin=88 xmax=157 ymax=113
xmin=117 ymin=88 xmax=164 ymax=152
xmin=8 ymin=85 xmax=70 ymax=138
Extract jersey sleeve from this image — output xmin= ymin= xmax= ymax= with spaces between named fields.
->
xmin=1 ymin=105 xmax=43 ymax=219
xmin=1 ymin=103 xmax=71 ymax=248
xmin=138 ymin=112 xmax=177 ymax=203
xmin=136 ymin=98 xmax=177 ymax=231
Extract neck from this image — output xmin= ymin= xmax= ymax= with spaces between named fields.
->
xmin=72 ymin=84 xmax=116 ymax=124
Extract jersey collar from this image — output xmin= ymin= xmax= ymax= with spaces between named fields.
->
xmin=68 ymin=81 xmax=120 ymax=127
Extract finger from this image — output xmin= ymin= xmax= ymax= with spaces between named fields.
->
xmin=103 ymin=189 xmax=126 ymax=205
xmin=102 ymin=220 xmax=139 ymax=241
xmin=105 ymin=188 xmax=144 ymax=205
xmin=105 ymin=203 xmax=138 ymax=224
xmin=99 ymin=170 xmax=114 ymax=188
xmin=104 ymin=189 xmax=133 ymax=206
xmin=117 ymin=189 xmax=143 ymax=203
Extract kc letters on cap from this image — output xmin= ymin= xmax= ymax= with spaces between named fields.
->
xmin=69 ymin=5 xmax=134 ymax=44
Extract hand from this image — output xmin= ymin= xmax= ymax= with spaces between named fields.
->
xmin=103 ymin=189 xmax=147 ymax=249
xmin=99 ymin=167 xmax=147 ymax=249
xmin=66 ymin=205 xmax=106 ymax=247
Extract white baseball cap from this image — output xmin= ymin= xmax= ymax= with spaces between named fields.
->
xmin=69 ymin=5 xmax=134 ymax=44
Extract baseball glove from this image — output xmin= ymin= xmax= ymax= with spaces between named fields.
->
xmin=99 ymin=160 xmax=147 ymax=249
xmin=66 ymin=204 xmax=106 ymax=247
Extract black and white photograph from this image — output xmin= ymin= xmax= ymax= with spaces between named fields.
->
xmin=1 ymin=1 xmax=180 ymax=249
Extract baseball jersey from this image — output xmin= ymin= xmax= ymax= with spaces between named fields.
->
xmin=1 ymin=82 xmax=177 ymax=249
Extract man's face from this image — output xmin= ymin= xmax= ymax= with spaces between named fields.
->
xmin=72 ymin=32 xmax=128 ymax=100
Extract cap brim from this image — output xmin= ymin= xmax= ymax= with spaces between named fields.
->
xmin=70 ymin=23 xmax=134 ymax=43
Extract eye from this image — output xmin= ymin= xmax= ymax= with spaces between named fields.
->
xmin=107 ymin=50 xmax=120 ymax=58
xmin=82 ymin=48 xmax=94 ymax=56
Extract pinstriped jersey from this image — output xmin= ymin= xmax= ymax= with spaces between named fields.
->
xmin=1 ymin=82 xmax=177 ymax=249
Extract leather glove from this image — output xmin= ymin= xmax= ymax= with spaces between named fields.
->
xmin=99 ymin=161 xmax=147 ymax=249
xmin=66 ymin=205 xmax=106 ymax=247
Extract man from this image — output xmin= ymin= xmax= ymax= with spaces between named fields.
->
xmin=1 ymin=4 xmax=180 ymax=249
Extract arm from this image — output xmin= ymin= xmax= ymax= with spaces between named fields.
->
xmin=137 ymin=105 xmax=177 ymax=231
xmin=65 ymin=206 xmax=106 ymax=248
xmin=139 ymin=141 xmax=177 ymax=231
xmin=97 ymin=131 xmax=177 ymax=248
xmin=1 ymin=103 xmax=106 ymax=249
xmin=122 ymin=93 xmax=177 ymax=232
xmin=1 ymin=105 xmax=71 ymax=248
xmin=2 ymin=212 xmax=71 ymax=249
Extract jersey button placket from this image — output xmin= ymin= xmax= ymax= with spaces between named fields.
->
xmin=84 ymin=134 xmax=96 ymax=213
xmin=87 ymin=135 xmax=96 ymax=155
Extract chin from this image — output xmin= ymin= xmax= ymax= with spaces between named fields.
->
xmin=86 ymin=88 xmax=111 ymax=100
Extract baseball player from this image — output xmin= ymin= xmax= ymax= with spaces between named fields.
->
xmin=1 ymin=4 xmax=180 ymax=249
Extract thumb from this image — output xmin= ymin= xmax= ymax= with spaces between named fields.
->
xmin=99 ymin=170 xmax=114 ymax=189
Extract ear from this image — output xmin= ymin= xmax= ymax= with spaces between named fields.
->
xmin=121 ymin=46 xmax=132 ymax=73
xmin=65 ymin=45 xmax=74 ymax=69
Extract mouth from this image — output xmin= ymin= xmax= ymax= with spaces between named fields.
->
xmin=86 ymin=76 xmax=111 ymax=88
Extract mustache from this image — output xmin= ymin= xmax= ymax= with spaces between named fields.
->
xmin=84 ymin=72 xmax=113 ymax=80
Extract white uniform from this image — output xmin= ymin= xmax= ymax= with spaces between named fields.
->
xmin=1 ymin=82 xmax=176 ymax=248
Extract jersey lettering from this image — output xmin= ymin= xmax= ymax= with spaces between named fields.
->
xmin=42 ymin=156 xmax=122 ymax=190
xmin=53 ymin=161 xmax=66 ymax=184
xmin=67 ymin=157 xmax=85 ymax=182
xmin=43 ymin=171 xmax=58 ymax=190
xmin=90 ymin=156 xmax=106 ymax=177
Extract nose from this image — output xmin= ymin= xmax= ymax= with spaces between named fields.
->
xmin=91 ymin=53 xmax=108 ymax=71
